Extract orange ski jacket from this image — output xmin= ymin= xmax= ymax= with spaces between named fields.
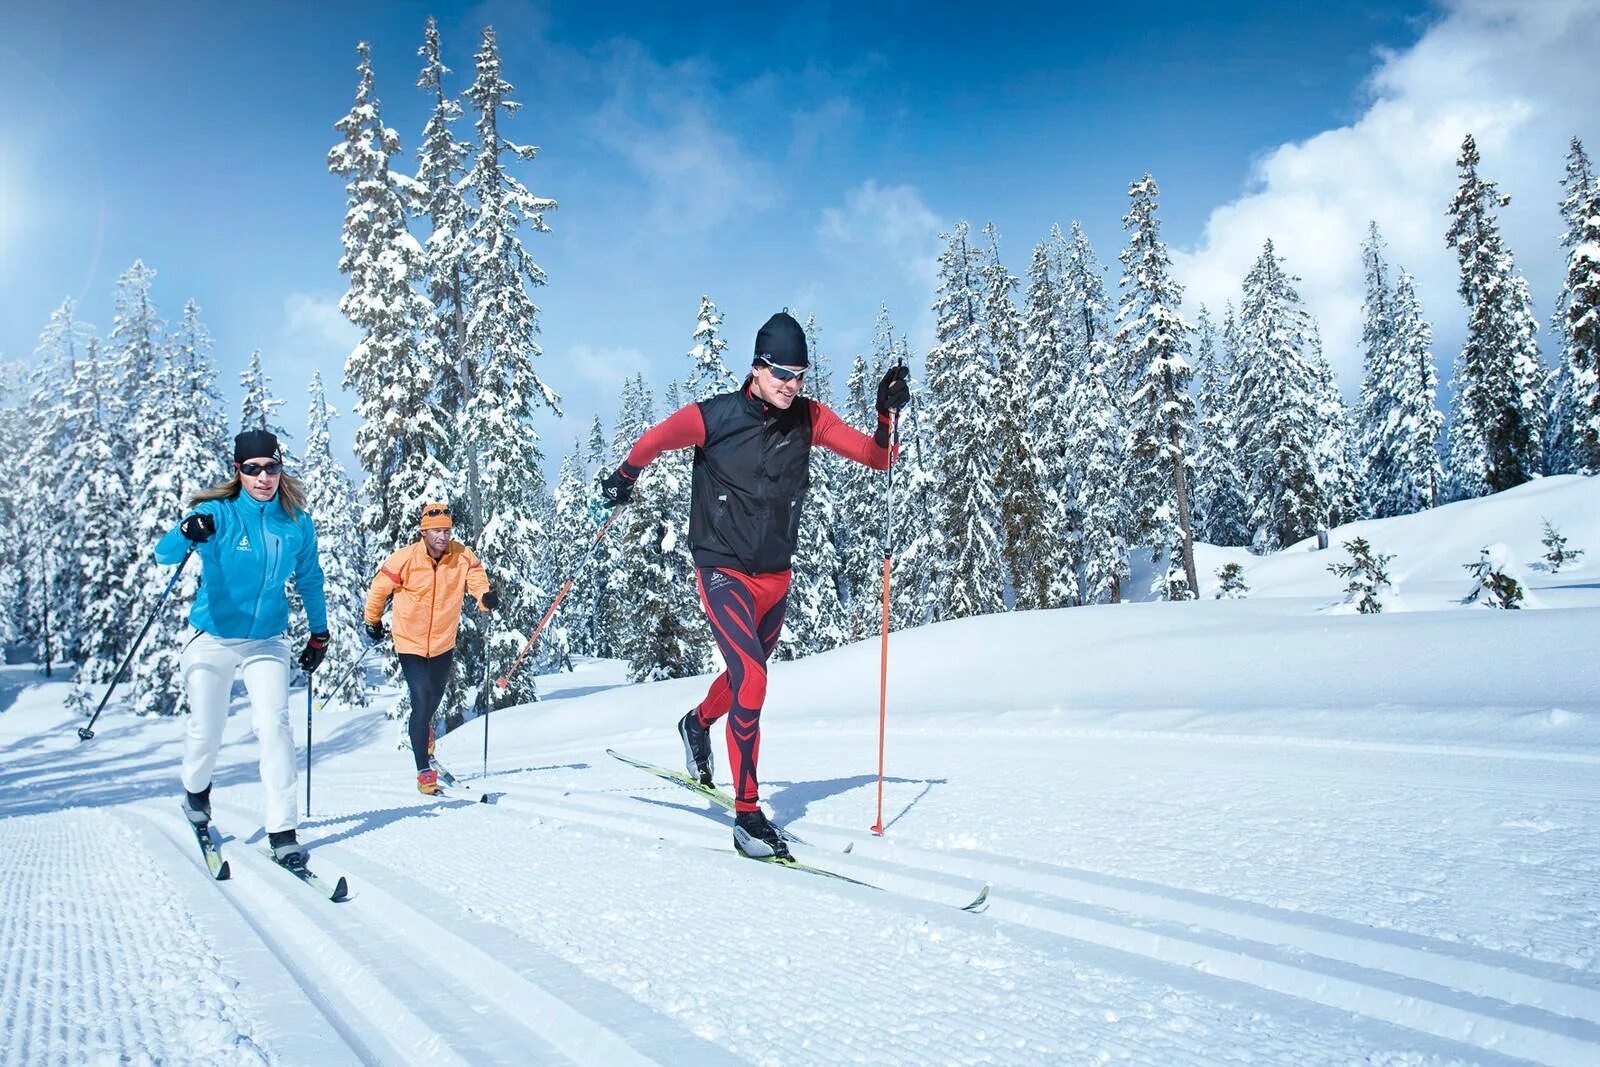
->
xmin=365 ymin=540 xmax=492 ymax=657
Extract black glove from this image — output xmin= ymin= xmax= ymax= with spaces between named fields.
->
xmin=179 ymin=513 xmax=216 ymax=543
xmin=364 ymin=619 xmax=385 ymax=644
xmin=876 ymin=364 xmax=910 ymax=416
xmin=481 ymin=589 xmax=500 ymax=610
xmin=299 ymin=632 xmax=330 ymax=673
xmin=599 ymin=467 xmax=635 ymax=507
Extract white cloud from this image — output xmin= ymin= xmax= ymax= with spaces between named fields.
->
xmin=1172 ymin=0 xmax=1600 ymax=391
xmin=588 ymin=41 xmax=777 ymax=234
xmin=818 ymin=180 xmax=947 ymax=356
xmin=566 ymin=343 xmax=650 ymax=392
xmin=820 ymin=179 xmax=944 ymax=293
xmin=282 ymin=291 xmax=360 ymax=365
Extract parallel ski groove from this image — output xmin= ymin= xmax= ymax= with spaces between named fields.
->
xmin=492 ymin=771 xmax=1600 ymax=1064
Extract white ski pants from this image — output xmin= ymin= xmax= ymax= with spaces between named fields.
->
xmin=180 ymin=631 xmax=298 ymax=833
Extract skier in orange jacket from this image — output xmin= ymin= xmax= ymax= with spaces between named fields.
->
xmin=364 ymin=503 xmax=498 ymax=794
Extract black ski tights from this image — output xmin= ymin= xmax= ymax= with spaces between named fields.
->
xmin=399 ymin=650 xmax=454 ymax=772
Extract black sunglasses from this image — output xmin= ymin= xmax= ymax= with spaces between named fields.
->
xmin=424 ymin=507 xmax=452 ymax=518
xmin=238 ymin=461 xmax=284 ymax=476
xmin=756 ymin=356 xmax=806 ymax=382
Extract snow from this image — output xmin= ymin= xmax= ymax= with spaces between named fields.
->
xmin=3 ymin=475 xmax=1599 ymax=1064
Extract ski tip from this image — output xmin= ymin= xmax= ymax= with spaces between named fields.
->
xmin=962 ymin=883 xmax=991 ymax=913
xmin=478 ymin=791 xmax=506 ymax=805
xmin=217 ymin=861 xmax=232 ymax=881
xmin=331 ymin=876 xmax=350 ymax=902
xmin=842 ymin=841 xmax=854 ymax=854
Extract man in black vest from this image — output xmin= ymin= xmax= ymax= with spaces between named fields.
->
xmin=595 ymin=311 xmax=910 ymax=860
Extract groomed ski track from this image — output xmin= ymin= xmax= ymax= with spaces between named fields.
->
xmin=5 ymin=709 xmax=1600 ymax=1063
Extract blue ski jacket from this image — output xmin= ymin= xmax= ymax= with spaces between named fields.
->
xmin=154 ymin=491 xmax=328 ymax=640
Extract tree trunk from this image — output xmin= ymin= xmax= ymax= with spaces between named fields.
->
xmin=1165 ymin=368 xmax=1200 ymax=597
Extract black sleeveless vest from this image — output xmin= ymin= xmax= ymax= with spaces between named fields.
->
xmin=689 ymin=385 xmax=813 ymax=574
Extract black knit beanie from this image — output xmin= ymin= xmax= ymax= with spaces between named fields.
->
xmin=753 ymin=311 xmax=808 ymax=368
xmin=234 ymin=429 xmax=282 ymax=463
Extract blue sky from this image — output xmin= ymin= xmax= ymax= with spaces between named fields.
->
xmin=2 ymin=1 xmax=1596 ymax=477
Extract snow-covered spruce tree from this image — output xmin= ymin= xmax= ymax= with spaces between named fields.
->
xmin=1075 ymin=343 xmax=1129 ymax=603
xmin=1463 ymin=545 xmax=1524 ymax=609
xmin=925 ymin=222 xmax=1005 ymax=619
xmin=72 ymin=263 xmax=166 ymax=711
xmin=331 ymin=42 xmax=454 ymax=560
xmin=1058 ymin=221 xmax=1119 ymax=601
xmin=1556 ymin=140 xmax=1600 ymax=474
xmin=836 ymin=316 xmax=888 ymax=616
xmin=124 ymin=300 xmax=227 ymax=715
xmin=1193 ymin=303 xmax=1251 ymax=546
xmin=687 ymin=295 xmax=737 ymax=400
xmin=1540 ymin=518 xmax=1585 ymax=572
xmin=1214 ymin=562 xmax=1248 ymax=599
xmin=1309 ymin=324 xmax=1360 ymax=529
xmin=1328 ymin=536 xmax=1394 ymax=614
xmin=238 ymin=349 xmax=294 ymax=455
xmin=1372 ymin=271 xmax=1446 ymax=515
xmin=781 ymin=317 xmax=848 ymax=658
xmin=1355 ymin=222 xmax=1400 ymax=514
xmin=615 ymin=379 xmax=708 ymax=681
xmin=885 ymin=342 xmax=942 ymax=630
xmin=1445 ymin=134 xmax=1545 ymax=498
xmin=0 ymin=365 xmax=31 ymax=651
xmin=576 ymin=414 xmax=615 ymax=658
xmin=461 ymin=25 xmax=561 ymax=709
xmin=1545 ymin=138 xmax=1595 ymax=474
xmin=1114 ymin=175 xmax=1198 ymax=597
xmin=1020 ymin=237 xmax=1080 ymax=606
xmin=992 ymin=232 xmax=1063 ymax=611
xmin=21 ymin=298 xmax=95 ymax=669
xmin=414 ymin=14 xmax=475 ymax=508
xmin=1234 ymin=240 xmax=1326 ymax=551
xmin=300 ymin=372 xmax=368 ymax=707
xmin=543 ymin=443 xmax=592 ymax=665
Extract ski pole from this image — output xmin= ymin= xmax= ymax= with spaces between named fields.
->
xmin=495 ymin=507 xmax=625 ymax=691
xmin=871 ymin=363 xmax=903 ymax=835
xmin=77 ymin=547 xmax=194 ymax=742
xmin=313 ymin=641 xmax=378 ymax=712
xmin=305 ymin=675 xmax=314 ymax=817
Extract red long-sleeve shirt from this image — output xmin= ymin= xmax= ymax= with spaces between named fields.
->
xmin=625 ymin=394 xmax=895 ymax=474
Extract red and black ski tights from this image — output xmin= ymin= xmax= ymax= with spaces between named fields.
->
xmin=693 ymin=567 xmax=791 ymax=812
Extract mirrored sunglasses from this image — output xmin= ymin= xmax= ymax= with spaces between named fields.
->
xmin=238 ymin=461 xmax=284 ymax=476
xmin=756 ymin=356 xmax=806 ymax=382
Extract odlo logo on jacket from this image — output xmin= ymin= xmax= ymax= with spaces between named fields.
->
xmin=236 ymin=533 xmax=252 ymax=552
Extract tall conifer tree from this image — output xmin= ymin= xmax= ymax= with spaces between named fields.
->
xmin=1444 ymin=134 xmax=1545 ymax=498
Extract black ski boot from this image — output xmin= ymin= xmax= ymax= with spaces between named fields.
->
xmin=268 ymin=829 xmax=307 ymax=870
xmin=180 ymin=785 xmax=212 ymax=826
xmin=677 ymin=710 xmax=714 ymax=787
xmin=733 ymin=809 xmax=791 ymax=861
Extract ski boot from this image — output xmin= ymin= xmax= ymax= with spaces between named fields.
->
xmin=268 ymin=829 xmax=307 ymax=870
xmin=677 ymin=710 xmax=714 ymax=787
xmin=180 ymin=784 xmax=212 ymax=826
xmin=417 ymin=768 xmax=441 ymax=796
xmin=733 ymin=809 xmax=791 ymax=861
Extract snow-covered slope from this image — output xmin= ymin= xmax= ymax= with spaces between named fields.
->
xmin=3 ymin=475 xmax=1598 ymax=1065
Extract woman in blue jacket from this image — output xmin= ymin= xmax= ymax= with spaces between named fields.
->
xmin=156 ymin=429 xmax=329 ymax=869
